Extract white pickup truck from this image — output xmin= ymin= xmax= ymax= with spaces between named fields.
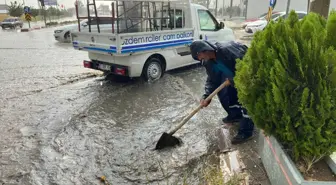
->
xmin=71 ymin=0 xmax=235 ymax=81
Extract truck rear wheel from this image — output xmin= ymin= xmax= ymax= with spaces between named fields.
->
xmin=142 ymin=57 xmax=163 ymax=81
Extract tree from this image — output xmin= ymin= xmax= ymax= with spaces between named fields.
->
xmin=8 ymin=1 xmax=23 ymax=17
xmin=76 ymin=0 xmax=86 ymax=16
xmin=98 ymin=4 xmax=110 ymax=15
xmin=226 ymin=6 xmax=241 ymax=17
xmin=30 ymin=8 xmax=39 ymax=20
xmin=192 ymin=0 xmax=210 ymax=9
xmin=77 ymin=0 xmax=85 ymax=8
xmin=235 ymin=11 xmax=336 ymax=172
xmin=66 ymin=7 xmax=76 ymax=16
xmin=47 ymin=6 xmax=58 ymax=17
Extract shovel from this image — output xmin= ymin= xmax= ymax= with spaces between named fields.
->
xmin=155 ymin=81 xmax=228 ymax=150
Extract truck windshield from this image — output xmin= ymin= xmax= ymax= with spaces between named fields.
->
xmin=198 ymin=10 xmax=217 ymax=30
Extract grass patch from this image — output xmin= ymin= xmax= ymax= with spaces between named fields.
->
xmin=201 ymin=163 xmax=247 ymax=185
xmin=202 ymin=164 xmax=224 ymax=185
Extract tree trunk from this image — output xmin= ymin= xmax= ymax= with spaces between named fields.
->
xmin=309 ymin=0 xmax=330 ymax=18
xmin=229 ymin=0 xmax=233 ymax=18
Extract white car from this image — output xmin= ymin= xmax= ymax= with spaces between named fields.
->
xmin=245 ymin=11 xmax=307 ymax=34
xmin=54 ymin=18 xmax=134 ymax=42
xmin=54 ymin=20 xmax=88 ymax=42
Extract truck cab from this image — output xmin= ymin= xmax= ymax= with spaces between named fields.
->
xmin=71 ymin=0 xmax=235 ymax=81
xmin=191 ymin=3 xmax=234 ymax=43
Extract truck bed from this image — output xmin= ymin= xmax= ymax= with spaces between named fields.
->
xmin=71 ymin=28 xmax=194 ymax=56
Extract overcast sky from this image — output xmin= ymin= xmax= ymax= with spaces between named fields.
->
xmin=0 ymin=0 xmax=242 ymax=9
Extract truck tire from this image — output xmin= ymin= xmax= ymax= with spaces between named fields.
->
xmin=142 ymin=57 xmax=163 ymax=81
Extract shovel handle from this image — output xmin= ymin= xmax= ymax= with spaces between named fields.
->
xmin=169 ymin=81 xmax=228 ymax=135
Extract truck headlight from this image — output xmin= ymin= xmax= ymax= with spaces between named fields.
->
xmin=54 ymin=30 xmax=63 ymax=33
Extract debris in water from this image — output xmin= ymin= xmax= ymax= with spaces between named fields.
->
xmin=97 ymin=175 xmax=111 ymax=185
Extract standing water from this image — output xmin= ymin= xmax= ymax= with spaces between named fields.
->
xmin=0 ymin=27 xmax=228 ymax=185
xmin=31 ymin=74 xmax=225 ymax=184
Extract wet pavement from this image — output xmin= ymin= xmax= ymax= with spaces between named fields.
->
xmin=0 ymin=27 xmax=240 ymax=184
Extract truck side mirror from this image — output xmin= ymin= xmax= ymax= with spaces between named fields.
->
xmin=219 ymin=22 xmax=225 ymax=29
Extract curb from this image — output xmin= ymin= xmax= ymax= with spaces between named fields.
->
xmin=20 ymin=26 xmax=50 ymax=32
xmin=217 ymin=128 xmax=250 ymax=184
xmin=20 ymin=28 xmax=31 ymax=32
xmin=326 ymin=152 xmax=336 ymax=174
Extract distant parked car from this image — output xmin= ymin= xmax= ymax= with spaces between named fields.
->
xmin=54 ymin=20 xmax=87 ymax=42
xmin=245 ymin=11 xmax=307 ymax=34
xmin=1 ymin=17 xmax=23 ymax=29
xmin=241 ymin=12 xmax=278 ymax=29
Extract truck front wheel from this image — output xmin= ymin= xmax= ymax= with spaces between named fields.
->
xmin=142 ymin=57 xmax=163 ymax=81
xmin=64 ymin=31 xmax=71 ymax=42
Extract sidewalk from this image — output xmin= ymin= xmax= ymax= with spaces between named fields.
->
xmin=218 ymin=125 xmax=271 ymax=185
xmin=20 ymin=17 xmax=78 ymax=32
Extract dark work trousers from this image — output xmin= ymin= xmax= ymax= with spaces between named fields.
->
xmin=217 ymin=85 xmax=242 ymax=119
xmin=238 ymin=108 xmax=255 ymax=137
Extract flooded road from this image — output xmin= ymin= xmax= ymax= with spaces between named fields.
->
xmin=0 ymin=27 xmax=244 ymax=184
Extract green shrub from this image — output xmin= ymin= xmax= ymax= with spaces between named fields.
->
xmin=59 ymin=20 xmax=77 ymax=25
xmin=234 ymin=10 xmax=336 ymax=172
xmin=46 ymin=21 xmax=58 ymax=26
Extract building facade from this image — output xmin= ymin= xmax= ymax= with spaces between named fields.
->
xmin=0 ymin=4 xmax=9 ymax=21
xmin=0 ymin=4 xmax=9 ymax=15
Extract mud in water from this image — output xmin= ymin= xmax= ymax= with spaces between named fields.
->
xmin=33 ymin=74 xmax=227 ymax=185
xmin=1 ymin=73 xmax=227 ymax=185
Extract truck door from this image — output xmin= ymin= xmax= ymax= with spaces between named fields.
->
xmin=195 ymin=9 xmax=234 ymax=42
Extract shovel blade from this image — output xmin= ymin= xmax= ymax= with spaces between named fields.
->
xmin=155 ymin=132 xmax=182 ymax=150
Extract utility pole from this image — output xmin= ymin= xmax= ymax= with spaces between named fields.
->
xmin=38 ymin=0 xmax=47 ymax=27
xmin=285 ymin=0 xmax=291 ymax=15
xmin=244 ymin=0 xmax=248 ymax=19
xmin=229 ymin=0 xmax=233 ymax=18
xmin=222 ymin=0 xmax=225 ymax=17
